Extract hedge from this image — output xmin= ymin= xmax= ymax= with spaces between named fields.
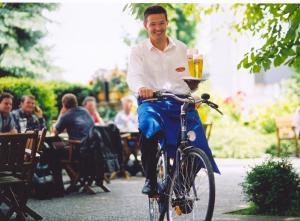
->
xmin=0 ymin=77 xmax=57 ymax=125
xmin=0 ymin=77 xmax=98 ymax=127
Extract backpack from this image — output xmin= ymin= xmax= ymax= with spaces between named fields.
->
xmin=79 ymin=126 xmax=120 ymax=181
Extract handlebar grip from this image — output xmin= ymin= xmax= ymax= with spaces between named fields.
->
xmin=153 ymin=91 xmax=162 ymax=99
xmin=208 ymin=102 xmax=218 ymax=109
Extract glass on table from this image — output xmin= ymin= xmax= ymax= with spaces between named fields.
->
xmin=19 ymin=118 xmax=27 ymax=133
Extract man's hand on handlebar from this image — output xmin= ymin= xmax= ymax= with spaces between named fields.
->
xmin=138 ymin=87 xmax=154 ymax=99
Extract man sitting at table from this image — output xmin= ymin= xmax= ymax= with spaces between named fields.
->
xmin=114 ymin=96 xmax=138 ymax=133
xmin=0 ymin=92 xmax=17 ymax=134
xmin=53 ymin=93 xmax=94 ymax=141
xmin=49 ymin=93 xmax=94 ymax=195
xmin=12 ymin=95 xmax=46 ymax=133
xmin=82 ymin=96 xmax=104 ymax=125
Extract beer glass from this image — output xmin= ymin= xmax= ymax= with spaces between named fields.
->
xmin=194 ymin=54 xmax=203 ymax=79
xmin=19 ymin=118 xmax=27 ymax=133
xmin=187 ymin=48 xmax=198 ymax=77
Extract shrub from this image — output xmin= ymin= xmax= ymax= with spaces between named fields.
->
xmin=265 ymin=142 xmax=296 ymax=157
xmin=241 ymin=158 xmax=300 ymax=216
xmin=209 ymin=115 xmax=275 ymax=158
xmin=48 ymin=81 xmax=97 ymax=114
xmin=0 ymin=77 xmax=57 ymax=125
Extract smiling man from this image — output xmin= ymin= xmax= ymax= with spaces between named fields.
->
xmin=12 ymin=95 xmax=46 ymax=133
xmin=0 ymin=92 xmax=17 ymax=134
xmin=127 ymin=5 xmax=219 ymax=195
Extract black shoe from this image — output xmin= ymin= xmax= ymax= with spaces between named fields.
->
xmin=142 ymin=179 xmax=157 ymax=195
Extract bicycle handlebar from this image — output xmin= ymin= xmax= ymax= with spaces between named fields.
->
xmin=142 ymin=91 xmax=223 ymax=115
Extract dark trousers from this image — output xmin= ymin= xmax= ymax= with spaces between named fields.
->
xmin=140 ymin=133 xmax=160 ymax=183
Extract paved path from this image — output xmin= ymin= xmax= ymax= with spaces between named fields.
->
xmin=21 ymin=158 xmax=300 ymax=220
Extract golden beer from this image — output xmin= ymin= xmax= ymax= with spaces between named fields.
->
xmin=188 ymin=56 xmax=195 ymax=77
xmin=187 ymin=48 xmax=198 ymax=77
xmin=194 ymin=55 xmax=203 ymax=79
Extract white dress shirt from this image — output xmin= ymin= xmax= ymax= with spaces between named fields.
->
xmin=127 ymin=37 xmax=191 ymax=94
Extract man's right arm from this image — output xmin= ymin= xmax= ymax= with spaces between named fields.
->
xmin=54 ymin=112 xmax=67 ymax=136
xmin=127 ymin=48 xmax=153 ymax=98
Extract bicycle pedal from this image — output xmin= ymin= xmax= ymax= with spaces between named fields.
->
xmin=175 ymin=206 xmax=182 ymax=216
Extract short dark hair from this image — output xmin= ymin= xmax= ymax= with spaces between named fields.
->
xmin=21 ymin=95 xmax=35 ymax=103
xmin=144 ymin=5 xmax=168 ymax=23
xmin=62 ymin=93 xmax=78 ymax=109
xmin=82 ymin=96 xmax=96 ymax=106
xmin=0 ymin=92 xmax=13 ymax=103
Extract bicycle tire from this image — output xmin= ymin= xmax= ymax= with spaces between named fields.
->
xmin=149 ymin=151 xmax=167 ymax=221
xmin=166 ymin=147 xmax=215 ymax=221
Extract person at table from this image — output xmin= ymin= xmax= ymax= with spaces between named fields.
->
xmin=82 ymin=96 xmax=104 ymax=125
xmin=53 ymin=93 xmax=94 ymax=141
xmin=50 ymin=93 xmax=94 ymax=194
xmin=12 ymin=95 xmax=46 ymax=133
xmin=114 ymin=96 xmax=138 ymax=132
xmin=0 ymin=92 xmax=17 ymax=134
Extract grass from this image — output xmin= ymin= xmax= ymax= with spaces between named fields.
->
xmin=226 ymin=204 xmax=300 ymax=217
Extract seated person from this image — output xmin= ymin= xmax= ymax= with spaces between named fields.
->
xmin=82 ymin=96 xmax=104 ymax=125
xmin=54 ymin=93 xmax=94 ymax=141
xmin=0 ymin=92 xmax=17 ymax=134
xmin=114 ymin=96 xmax=138 ymax=132
xmin=49 ymin=93 xmax=94 ymax=195
xmin=12 ymin=95 xmax=46 ymax=132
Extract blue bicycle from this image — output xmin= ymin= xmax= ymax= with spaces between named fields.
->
xmin=147 ymin=92 xmax=222 ymax=221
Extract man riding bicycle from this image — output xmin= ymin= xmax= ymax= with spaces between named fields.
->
xmin=127 ymin=5 xmax=220 ymax=195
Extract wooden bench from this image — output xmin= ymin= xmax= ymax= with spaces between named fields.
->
xmin=275 ymin=115 xmax=299 ymax=157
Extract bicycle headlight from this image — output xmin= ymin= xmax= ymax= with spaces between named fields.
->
xmin=187 ymin=130 xmax=196 ymax=142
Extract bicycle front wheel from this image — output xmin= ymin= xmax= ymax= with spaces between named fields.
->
xmin=149 ymin=150 xmax=168 ymax=221
xmin=167 ymin=147 xmax=215 ymax=221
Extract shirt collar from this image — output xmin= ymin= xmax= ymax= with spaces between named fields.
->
xmin=146 ymin=37 xmax=176 ymax=51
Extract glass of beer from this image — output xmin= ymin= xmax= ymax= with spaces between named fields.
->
xmin=193 ymin=54 xmax=203 ymax=79
xmin=187 ymin=48 xmax=198 ymax=77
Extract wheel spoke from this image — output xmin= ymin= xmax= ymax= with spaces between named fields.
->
xmin=166 ymin=148 xmax=215 ymax=221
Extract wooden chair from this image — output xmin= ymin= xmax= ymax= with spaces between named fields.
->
xmin=0 ymin=131 xmax=42 ymax=220
xmin=60 ymin=139 xmax=110 ymax=194
xmin=275 ymin=115 xmax=299 ymax=157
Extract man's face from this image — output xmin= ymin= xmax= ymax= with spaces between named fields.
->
xmin=144 ymin=13 xmax=168 ymax=41
xmin=21 ymin=97 xmax=35 ymax=113
xmin=0 ymin=98 xmax=13 ymax=113
xmin=84 ymin=101 xmax=96 ymax=113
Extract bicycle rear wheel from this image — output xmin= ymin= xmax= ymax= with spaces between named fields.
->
xmin=166 ymin=147 xmax=215 ymax=221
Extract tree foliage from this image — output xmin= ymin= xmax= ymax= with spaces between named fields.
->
xmin=234 ymin=4 xmax=300 ymax=73
xmin=0 ymin=3 xmax=58 ymax=78
xmin=125 ymin=3 xmax=299 ymax=74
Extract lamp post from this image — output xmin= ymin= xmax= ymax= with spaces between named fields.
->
xmin=104 ymin=80 xmax=109 ymax=102
xmin=93 ymin=68 xmax=111 ymax=103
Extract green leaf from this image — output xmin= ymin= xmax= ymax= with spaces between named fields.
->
xmin=274 ymin=56 xmax=284 ymax=67
xmin=250 ymin=52 xmax=255 ymax=62
xmin=237 ymin=61 xmax=242 ymax=70
xmin=253 ymin=65 xmax=261 ymax=73
xmin=262 ymin=59 xmax=271 ymax=71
